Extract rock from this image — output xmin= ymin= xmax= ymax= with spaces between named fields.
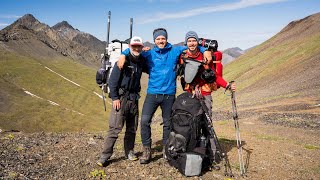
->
xmin=88 ymin=138 xmax=96 ymax=145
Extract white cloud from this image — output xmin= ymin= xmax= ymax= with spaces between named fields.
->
xmin=0 ymin=15 xmax=22 ymax=19
xmin=137 ymin=0 xmax=288 ymax=24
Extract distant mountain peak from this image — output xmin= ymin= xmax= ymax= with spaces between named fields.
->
xmin=20 ymin=14 xmax=38 ymax=22
xmin=223 ymin=47 xmax=244 ymax=56
xmin=222 ymin=47 xmax=245 ymax=65
xmin=52 ymin=21 xmax=75 ymax=31
xmin=13 ymin=13 xmax=42 ymax=29
xmin=52 ymin=20 xmax=81 ymax=40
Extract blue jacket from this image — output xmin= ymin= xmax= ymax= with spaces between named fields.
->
xmin=122 ymin=43 xmax=206 ymax=95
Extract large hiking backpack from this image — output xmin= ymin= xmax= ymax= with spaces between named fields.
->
xmin=197 ymin=38 xmax=224 ymax=89
xmin=165 ymin=92 xmax=217 ymax=176
xmin=96 ymin=40 xmax=129 ymax=89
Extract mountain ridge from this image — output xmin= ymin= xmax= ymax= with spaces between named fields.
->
xmin=0 ymin=14 xmax=105 ymax=67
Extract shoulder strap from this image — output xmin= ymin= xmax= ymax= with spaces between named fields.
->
xmin=212 ymin=54 xmax=217 ymax=69
xmin=181 ymin=50 xmax=188 ymax=62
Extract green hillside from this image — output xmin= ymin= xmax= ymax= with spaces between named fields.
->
xmin=213 ymin=16 xmax=320 ymax=112
xmin=0 ymin=50 xmax=111 ymax=132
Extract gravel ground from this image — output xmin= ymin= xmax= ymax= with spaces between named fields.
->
xmin=1 ymin=109 xmax=319 ymax=179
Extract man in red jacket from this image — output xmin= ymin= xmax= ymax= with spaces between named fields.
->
xmin=179 ymin=31 xmax=236 ymax=117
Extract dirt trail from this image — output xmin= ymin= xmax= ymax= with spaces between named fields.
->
xmin=1 ymin=113 xmax=319 ymax=179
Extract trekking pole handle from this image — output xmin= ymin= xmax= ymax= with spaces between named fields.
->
xmin=224 ymin=80 xmax=235 ymax=94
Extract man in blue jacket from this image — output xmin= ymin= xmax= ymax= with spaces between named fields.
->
xmin=119 ymin=28 xmax=210 ymax=164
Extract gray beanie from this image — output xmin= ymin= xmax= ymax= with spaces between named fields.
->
xmin=185 ymin=31 xmax=199 ymax=45
xmin=153 ymin=28 xmax=168 ymax=41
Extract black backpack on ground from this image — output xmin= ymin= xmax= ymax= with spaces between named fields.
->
xmin=165 ymin=92 xmax=218 ymax=176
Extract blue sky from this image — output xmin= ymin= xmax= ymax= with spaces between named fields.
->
xmin=1 ymin=0 xmax=319 ymax=50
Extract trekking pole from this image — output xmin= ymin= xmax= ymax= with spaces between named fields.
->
xmin=229 ymin=82 xmax=245 ymax=176
xmin=99 ymin=11 xmax=111 ymax=111
xmin=101 ymin=85 xmax=107 ymax=111
xmin=104 ymin=11 xmax=112 ymax=89
xmin=199 ymin=99 xmax=233 ymax=177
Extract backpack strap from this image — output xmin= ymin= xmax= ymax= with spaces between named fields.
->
xmin=177 ymin=50 xmax=188 ymax=77
xmin=212 ymin=53 xmax=217 ymax=70
xmin=211 ymin=51 xmax=222 ymax=70
xmin=120 ymin=55 xmax=138 ymax=115
xmin=181 ymin=49 xmax=188 ymax=63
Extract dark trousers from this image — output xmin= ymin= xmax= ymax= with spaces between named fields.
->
xmin=100 ymin=100 xmax=138 ymax=161
xmin=203 ymin=94 xmax=213 ymax=118
xmin=140 ymin=94 xmax=175 ymax=147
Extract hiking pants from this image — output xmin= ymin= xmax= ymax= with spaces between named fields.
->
xmin=203 ymin=95 xmax=213 ymax=118
xmin=100 ymin=99 xmax=138 ymax=160
xmin=141 ymin=94 xmax=175 ymax=146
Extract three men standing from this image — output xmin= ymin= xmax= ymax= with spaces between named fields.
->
xmin=98 ymin=28 xmax=235 ymax=166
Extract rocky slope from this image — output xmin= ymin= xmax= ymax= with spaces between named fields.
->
xmin=0 ymin=14 xmax=105 ymax=67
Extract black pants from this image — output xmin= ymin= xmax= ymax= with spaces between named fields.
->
xmin=140 ymin=94 xmax=175 ymax=146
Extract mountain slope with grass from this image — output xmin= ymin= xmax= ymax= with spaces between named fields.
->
xmin=0 ymin=49 xmax=111 ymax=132
xmin=214 ymin=12 xmax=320 ymax=126
xmin=0 ymin=14 xmax=111 ymax=132
xmin=0 ymin=14 xmax=150 ymax=133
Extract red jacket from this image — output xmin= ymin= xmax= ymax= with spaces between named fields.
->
xmin=179 ymin=49 xmax=227 ymax=96
xmin=210 ymin=51 xmax=227 ymax=89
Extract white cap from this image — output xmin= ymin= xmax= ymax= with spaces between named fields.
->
xmin=130 ymin=36 xmax=144 ymax=46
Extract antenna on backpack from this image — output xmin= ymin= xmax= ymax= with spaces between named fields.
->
xmin=95 ymin=11 xmax=135 ymax=111
xmin=106 ymin=11 xmax=111 ymax=51
xmin=130 ymin=18 xmax=133 ymax=39
xmin=96 ymin=11 xmax=111 ymax=111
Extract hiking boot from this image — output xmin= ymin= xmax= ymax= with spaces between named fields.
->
xmin=96 ymin=158 xmax=108 ymax=167
xmin=140 ymin=146 xmax=151 ymax=164
xmin=127 ymin=150 xmax=138 ymax=161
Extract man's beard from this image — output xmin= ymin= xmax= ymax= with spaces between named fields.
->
xmin=131 ymin=51 xmax=140 ymax=56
